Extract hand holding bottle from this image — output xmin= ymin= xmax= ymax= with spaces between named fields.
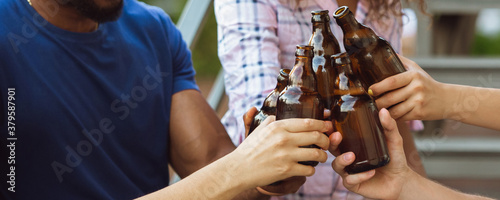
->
xmin=331 ymin=108 xmax=410 ymax=199
xmin=331 ymin=109 xmax=494 ymax=200
xmin=239 ymin=111 xmax=335 ymax=194
xmin=368 ymin=55 xmax=451 ymax=121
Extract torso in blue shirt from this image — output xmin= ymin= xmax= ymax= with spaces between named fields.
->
xmin=0 ymin=0 xmax=198 ymax=199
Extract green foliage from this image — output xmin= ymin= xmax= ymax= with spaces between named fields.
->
xmin=190 ymin=9 xmax=221 ymax=77
xmin=471 ymin=33 xmax=500 ymax=56
xmin=139 ymin=0 xmax=221 ymax=77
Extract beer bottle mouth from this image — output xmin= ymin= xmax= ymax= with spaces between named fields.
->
xmin=311 ymin=10 xmax=329 ymax=15
xmin=311 ymin=10 xmax=330 ymax=23
xmin=333 ymin=6 xmax=349 ymax=19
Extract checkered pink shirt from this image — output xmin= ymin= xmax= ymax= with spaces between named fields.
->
xmin=216 ymin=0 xmax=405 ymax=199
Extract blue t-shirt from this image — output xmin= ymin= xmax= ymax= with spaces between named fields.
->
xmin=0 ymin=0 xmax=199 ymax=199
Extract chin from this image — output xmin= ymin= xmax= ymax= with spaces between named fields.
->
xmin=70 ymin=0 xmax=124 ymax=23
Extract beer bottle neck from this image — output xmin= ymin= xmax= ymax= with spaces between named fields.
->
xmin=262 ymin=91 xmax=279 ymax=111
xmin=336 ymin=12 xmax=360 ymax=34
xmin=290 ymin=57 xmax=317 ymax=91
xmin=276 ymin=80 xmax=287 ymax=92
xmin=276 ymin=69 xmax=289 ymax=92
xmin=333 ymin=54 xmax=364 ymax=92
xmin=263 ymin=70 xmax=289 ymax=110
xmin=312 ymin=21 xmax=333 ymax=35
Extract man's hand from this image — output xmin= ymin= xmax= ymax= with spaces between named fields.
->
xmin=243 ymin=107 xmax=259 ymax=138
xmin=257 ymin=176 xmax=306 ymax=196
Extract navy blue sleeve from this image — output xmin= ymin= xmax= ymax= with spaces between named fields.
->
xmin=161 ymin=12 xmax=200 ymax=94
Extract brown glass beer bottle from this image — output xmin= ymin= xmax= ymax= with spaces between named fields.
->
xmin=333 ymin=6 xmax=406 ymax=91
xmin=248 ymin=69 xmax=290 ymax=136
xmin=276 ymin=45 xmax=324 ymax=167
xmin=308 ymin=10 xmax=341 ymax=113
xmin=331 ymin=52 xmax=390 ymax=174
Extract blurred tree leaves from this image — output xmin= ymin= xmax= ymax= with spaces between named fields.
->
xmin=472 ymin=33 xmax=500 ymax=56
xmin=140 ymin=0 xmax=221 ymax=77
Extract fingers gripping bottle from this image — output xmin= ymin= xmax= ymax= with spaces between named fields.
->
xmin=331 ymin=52 xmax=390 ymax=174
xmin=276 ymin=45 xmax=324 ymax=167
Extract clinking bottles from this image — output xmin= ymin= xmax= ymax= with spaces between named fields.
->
xmin=331 ymin=52 xmax=390 ymax=174
xmin=308 ymin=10 xmax=341 ymax=114
xmin=276 ymin=45 xmax=324 ymax=167
xmin=333 ymin=6 xmax=406 ymax=91
xmin=248 ymin=69 xmax=290 ymax=136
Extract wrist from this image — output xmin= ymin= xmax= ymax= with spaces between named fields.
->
xmin=439 ymin=83 xmax=462 ymax=120
xmin=397 ymin=169 xmax=422 ymax=200
xmin=218 ymin=152 xmax=254 ymax=192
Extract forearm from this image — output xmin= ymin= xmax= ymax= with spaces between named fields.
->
xmin=138 ymin=153 xmax=250 ymax=200
xmin=399 ymin=171 xmax=493 ymax=200
xmin=397 ymin=120 xmax=426 ymax=177
xmin=444 ymin=84 xmax=500 ymax=131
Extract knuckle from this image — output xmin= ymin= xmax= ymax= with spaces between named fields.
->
xmin=387 ymin=77 xmax=397 ymax=86
xmin=318 ymin=150 xmax=327 ymax=161
xmin=310 ymin=149 xmax=321 ymax=159
xmin=280 ymin=164 xmax=293 ymax=175
xmin=410 ymin=70 xmax=419 ymax=78
xmin=276 ymin=165 xmax=291 ymax=175
xmin=385 ymin=93 xmax=395 ymax=101
xmin=303 ymin=119 xmax=314 ymax=129
xmin=267 ymin=122 xmax=281 ymax=135
xmin=311 ymin=131 xmax=322 ymax=140
xmin=389 ymin=109 xmax=400 ymax=118
xmin=345 ymin=176 xmax=356 ymax=185
xmin=413 ymin=109 xmax=424 ymax=120
xmin=305 ymin=166 xmax=315 ymax=176
xmin=276 ymin=152 xmax=288 ymax=162
xmin=413 ymin=83 xmax=424 ymax=92
xmin=275 ymin=135 xmax=289 ymax=146
xmin=268 ymin=120 xmax=280 ymax=129
xmin=393 ymin=136 xmax=404 ymax=147
xmin=383 ymin=95 xmax=396 ymax=106
xmin=414 ymin=97 xmax=424 ymax=106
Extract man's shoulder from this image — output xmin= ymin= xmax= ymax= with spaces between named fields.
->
xmin=122 ymin=0 xmax=173 ymax=28
xmin=0 ymin=0 xmax=23 ymax=22
xmin=0 ymin=0 xmax=15 ymax=10
xmin=0 ymin=0 xmax=27 ymax=41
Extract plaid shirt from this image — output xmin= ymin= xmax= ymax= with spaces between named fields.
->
xmin=216 ymin=0 xmax=402 ymax=199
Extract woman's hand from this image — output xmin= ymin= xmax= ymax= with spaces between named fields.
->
xmin=369 ymin=55 xmax=450 ymax=121
xmin=330 ymin=108 xmax=414 ymax=200
xmin=234 ymin=116 xmax=334 ymax=189
xmin=241 ymin=107 xmax=339 ymax=195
